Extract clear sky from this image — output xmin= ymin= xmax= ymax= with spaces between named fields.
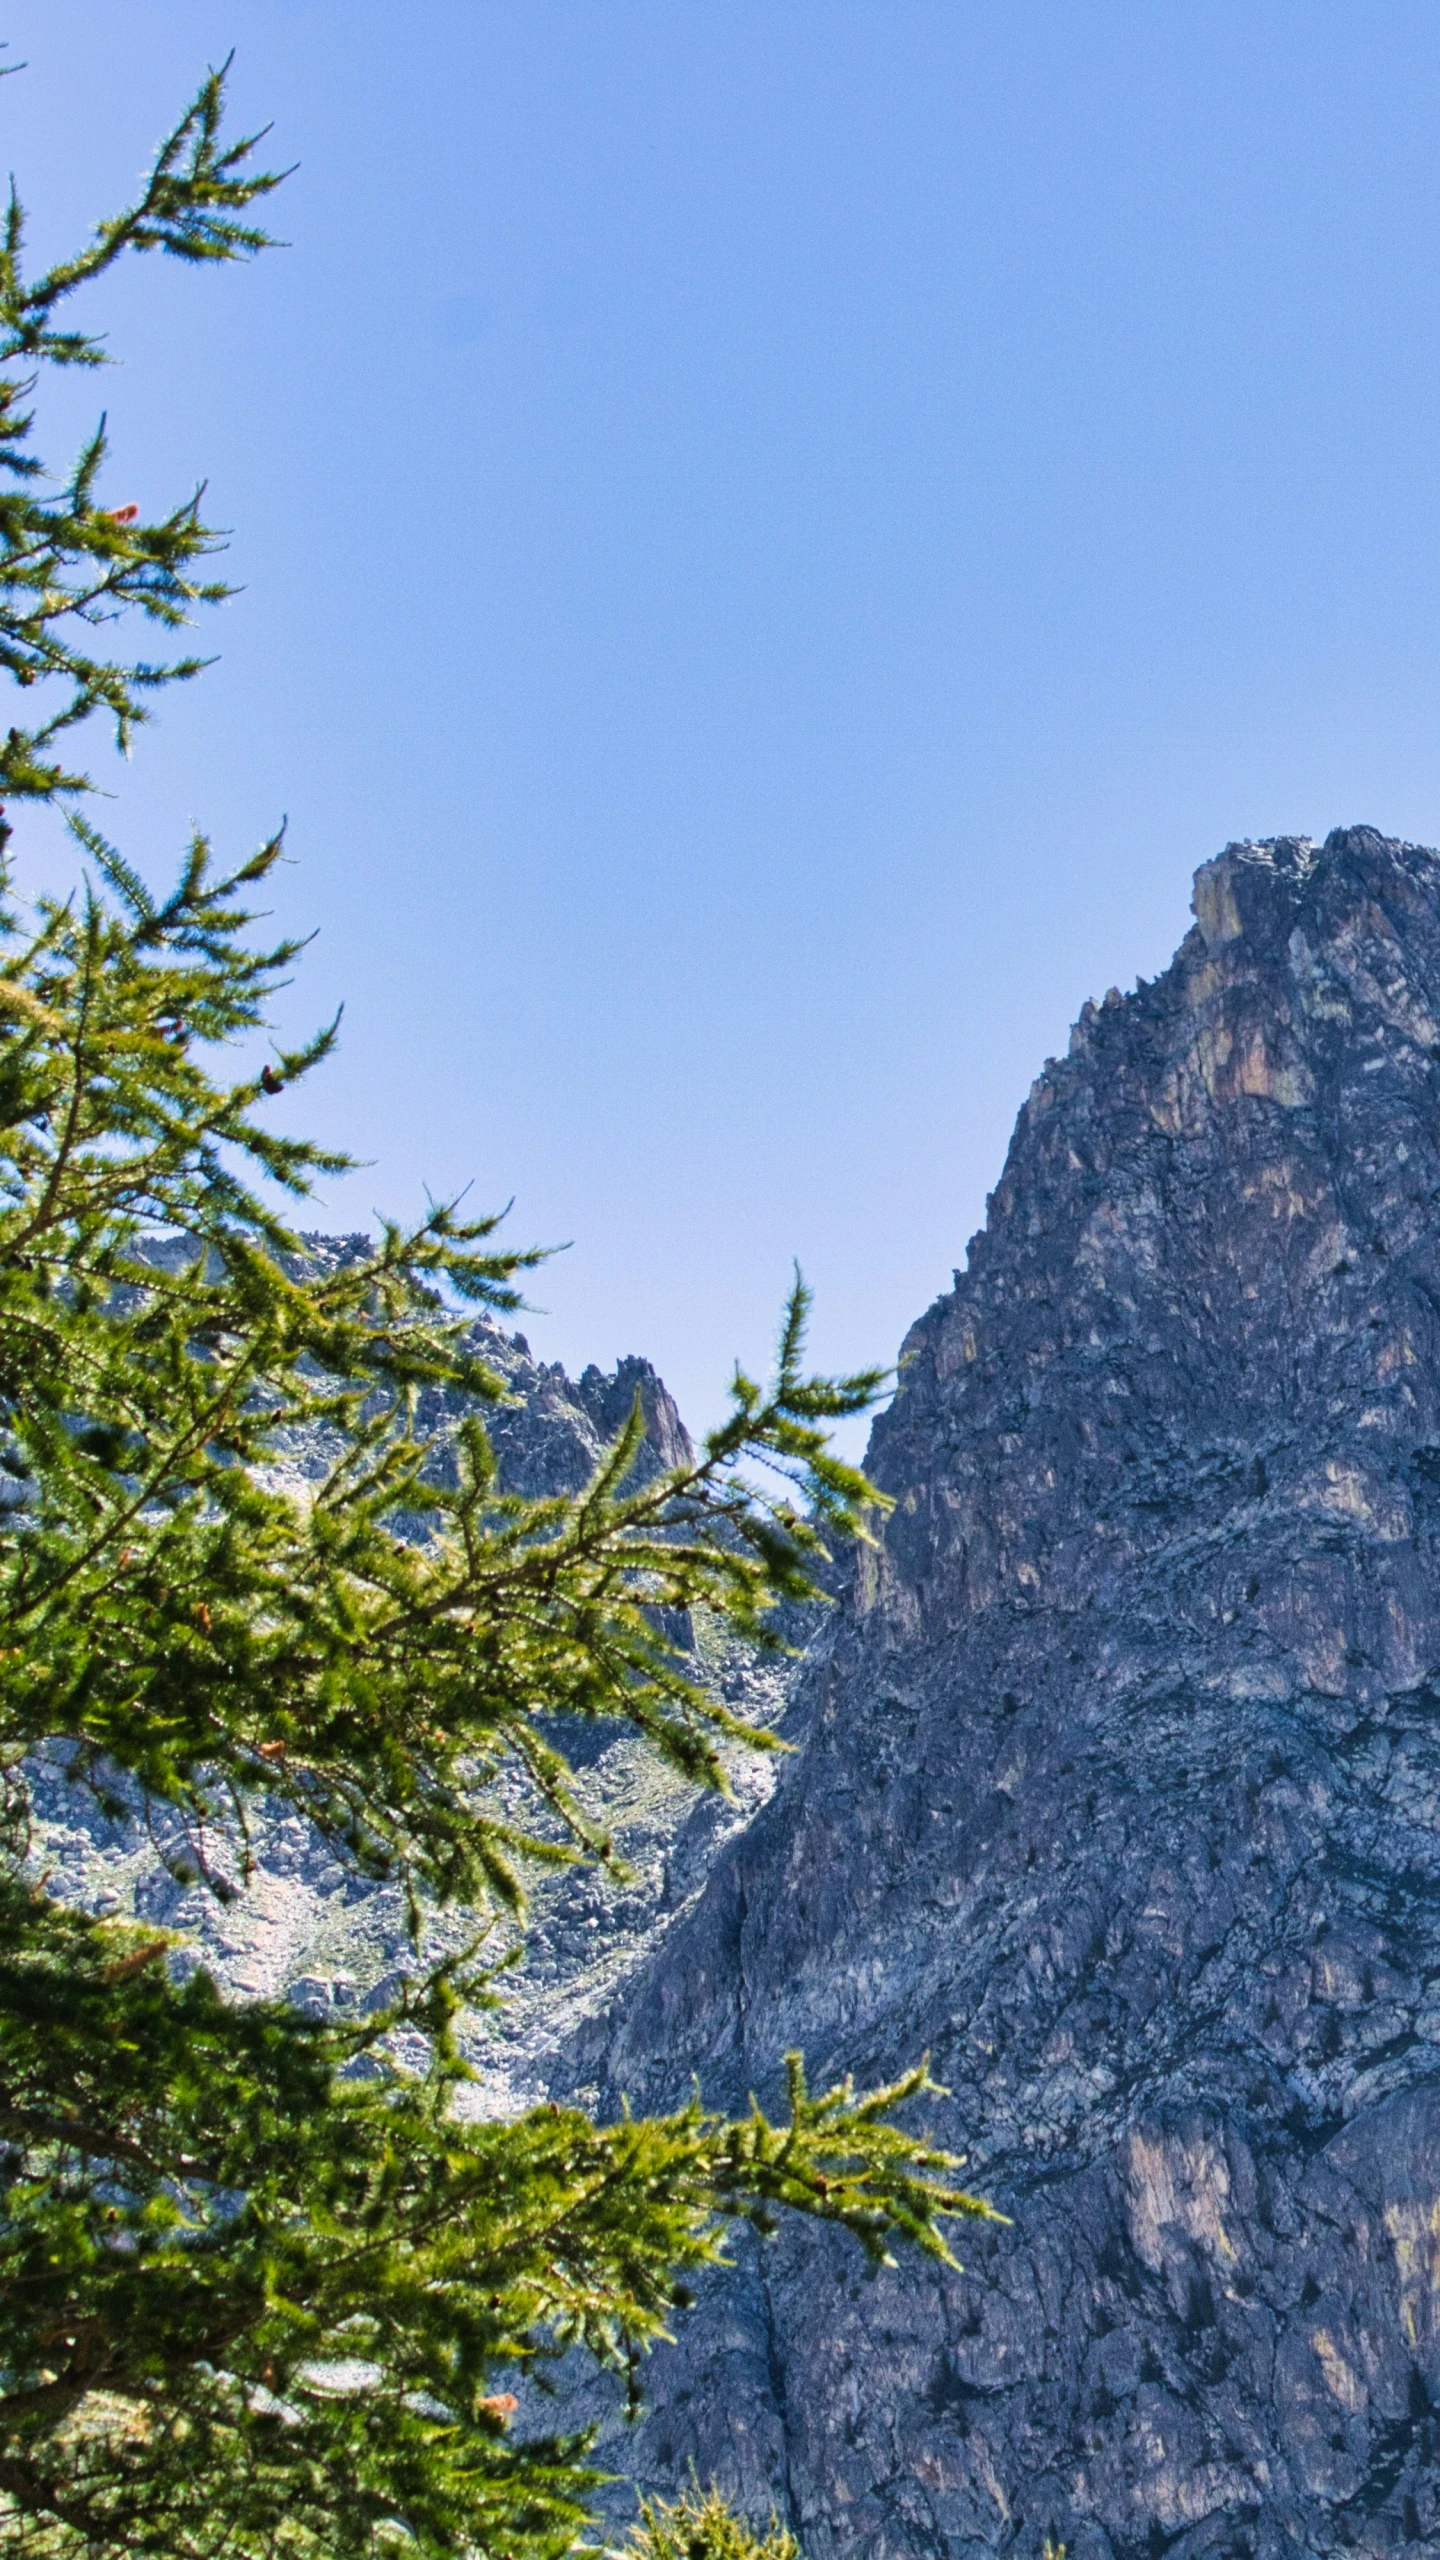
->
xmin=12 ymin=2 xmax=1440 ymax=1434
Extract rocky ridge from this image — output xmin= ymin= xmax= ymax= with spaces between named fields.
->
xmin=556 ymin=828 xmax=1440 ymax=2560
xmin=32 ymin=1290 xmax=789 ymax=2113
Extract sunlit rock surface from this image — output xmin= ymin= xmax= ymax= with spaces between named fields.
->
xmin=564 ymin=829 xmax=1440 ymax=2560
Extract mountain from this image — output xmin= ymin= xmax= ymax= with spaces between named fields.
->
xmin=41 ymin=825 xmax=1440 ymax=2557
xmin=32 ymin=1300 xmax=793 ymax=2113
xmin=558 ymin=828 xmax=1440 ymax=2560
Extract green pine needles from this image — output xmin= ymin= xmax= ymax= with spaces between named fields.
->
xmin=0 ymin=58 xmax=284 ymax=805
xmin=0 ymin=58 xmax=997 ymax=2560
xmin=626 ymin=2483 xmax=799 ymax=2560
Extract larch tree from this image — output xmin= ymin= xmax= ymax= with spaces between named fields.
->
xmin=0 ymin=60 xmax=995 ymax=2560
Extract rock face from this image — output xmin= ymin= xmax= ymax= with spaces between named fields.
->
xmin=566 ymin=830 xmax=1440 ymax=2560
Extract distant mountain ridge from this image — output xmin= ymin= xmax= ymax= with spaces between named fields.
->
xmin=32 ymin=1299 xmax=785 ymax=2115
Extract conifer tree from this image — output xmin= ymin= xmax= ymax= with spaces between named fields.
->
xmin=0 ymin=61 xmax=996 ymax=2559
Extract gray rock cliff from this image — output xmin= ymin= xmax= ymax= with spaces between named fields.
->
xmin=562 ymin=828 xmax=1440 ymax=2560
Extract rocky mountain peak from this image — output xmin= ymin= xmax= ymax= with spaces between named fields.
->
xmin=570 ymin=824 xmax=1440 ymax=2560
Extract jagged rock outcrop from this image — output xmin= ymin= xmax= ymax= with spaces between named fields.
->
xmin=564 ymin=829 xmax=1440 ymax=2560
xmin=33 ymin=1303 xmax=785 ymax=2104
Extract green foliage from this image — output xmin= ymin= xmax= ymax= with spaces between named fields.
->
xmin=627 ymin=2482 xmax=799 ymax=2560
xmin=0 ymin=60 xmax=284 ymax=805
xmin=0 ymin=1885 xmax=990 ymax=2557
xmin=0 ymin=788 xmax=889 ymax=1913
xmin=0 ymin=57 xmax=999 ymax=2560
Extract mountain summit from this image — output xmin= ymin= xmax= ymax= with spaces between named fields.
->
xmin=575 ymin=827 xmax=1440 ymax=2560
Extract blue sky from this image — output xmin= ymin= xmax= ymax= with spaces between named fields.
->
xmin=13 ymin=2 xmax=1440 ymax=1432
